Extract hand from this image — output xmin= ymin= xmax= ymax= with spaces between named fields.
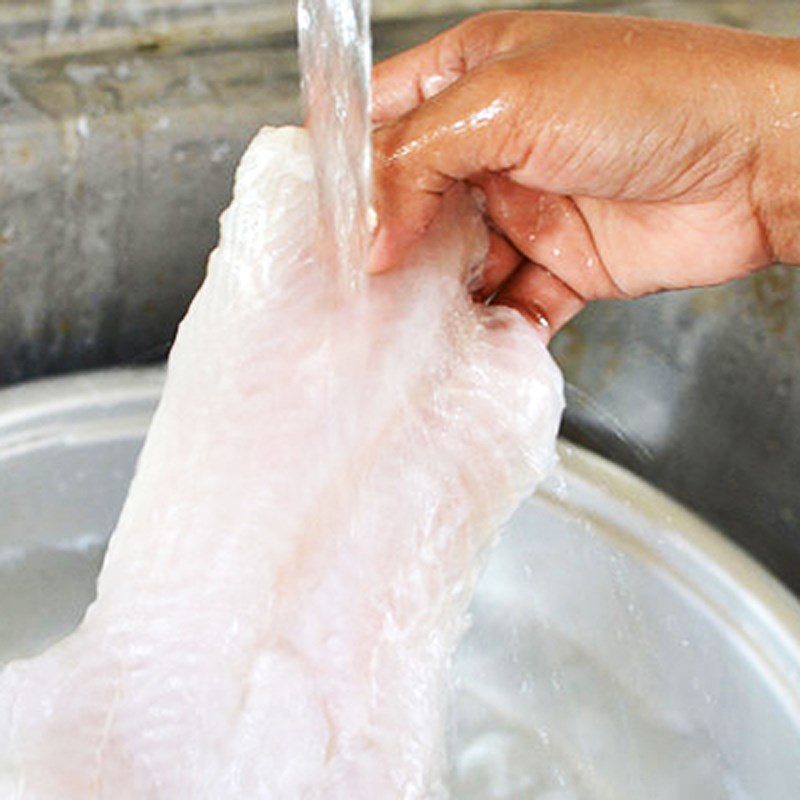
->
xmin=370 ymin=11 xmax=800 ymax=336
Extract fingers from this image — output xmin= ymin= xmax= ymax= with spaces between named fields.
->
xmin=477 ymin=173 xmax=625 ymax=301
xmin=372 ymin=83 xmax=590 ymax=333
xmin=372 ymin=11 xmax=529 ymax=124
xmin=372 ymin=32 xmax=467 ymax=125
xmin=477 ymin=229 xmax=523 ymax=299
xmin=369 ymin=185 xmax=445 ymax=277
xmin=494 ymin=262 xmax=585 ymax=340
xmin=370 ymin=11 xmax=586 ymax=275
xmin=370 ymin=63 xmax=523 ymax=274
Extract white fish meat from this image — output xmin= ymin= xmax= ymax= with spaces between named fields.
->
xmin=0 ymin=126 xmax=563 ymax=799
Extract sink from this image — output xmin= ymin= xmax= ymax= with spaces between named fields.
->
xmin=1 ymin=0 xmax=799 ymax=597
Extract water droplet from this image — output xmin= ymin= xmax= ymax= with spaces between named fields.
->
xmin=76 ymin=115 xmax=90 ymax=139
xmin=538 ymin=729 xmax=550 ymax=746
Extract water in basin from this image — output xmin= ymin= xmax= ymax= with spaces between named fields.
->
xmin=2 ymin=370 xmax=799 ymax=798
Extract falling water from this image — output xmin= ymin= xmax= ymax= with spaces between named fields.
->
xmin=297 ymin=0 xmax=372 ymax=290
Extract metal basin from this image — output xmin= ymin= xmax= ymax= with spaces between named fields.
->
xmin=2 ymin=369 xmax=799 ymax=798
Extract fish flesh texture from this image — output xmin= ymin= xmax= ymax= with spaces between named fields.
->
xmin=0 ymin=126 xmax=563 ymax=799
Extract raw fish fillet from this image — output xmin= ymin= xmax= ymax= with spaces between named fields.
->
xmin=0 ymin=127 xmax=563 ymax=799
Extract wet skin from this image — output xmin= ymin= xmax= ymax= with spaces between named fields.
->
xmin=370 ymin=11 xmax=800 ymax=336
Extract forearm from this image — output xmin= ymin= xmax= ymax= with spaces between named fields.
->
xmin=753 ymin=37 xmax=800 ymax=266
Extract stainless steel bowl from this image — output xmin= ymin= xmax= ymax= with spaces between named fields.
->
xmin=2 ymin=369 xmax=799 ymax=798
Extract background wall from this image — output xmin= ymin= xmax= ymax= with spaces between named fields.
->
xmin=1 ymin=1 xmax=799 ymax=593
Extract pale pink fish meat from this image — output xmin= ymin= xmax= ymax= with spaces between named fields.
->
xmin=0 ymin=127 xmax=563 ymax=799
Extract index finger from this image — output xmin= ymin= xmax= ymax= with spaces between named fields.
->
xmin=372 ymin=11 xmax=527 ymax=124
xmin=372 ymin=29 xmax=468 ymax=124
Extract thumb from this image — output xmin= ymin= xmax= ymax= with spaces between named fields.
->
xmin=369 ymin=61 xmax=522 ymax=274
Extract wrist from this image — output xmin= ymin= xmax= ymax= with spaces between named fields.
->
xmin=753 ymin=39 xmax=800 ymax=266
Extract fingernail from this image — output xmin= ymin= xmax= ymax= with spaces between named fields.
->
xmin=494 ymin=296 xmax=552 ymax=342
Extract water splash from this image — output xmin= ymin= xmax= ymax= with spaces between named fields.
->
xmin=298 ymin=0 xmax=372 ymax=290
